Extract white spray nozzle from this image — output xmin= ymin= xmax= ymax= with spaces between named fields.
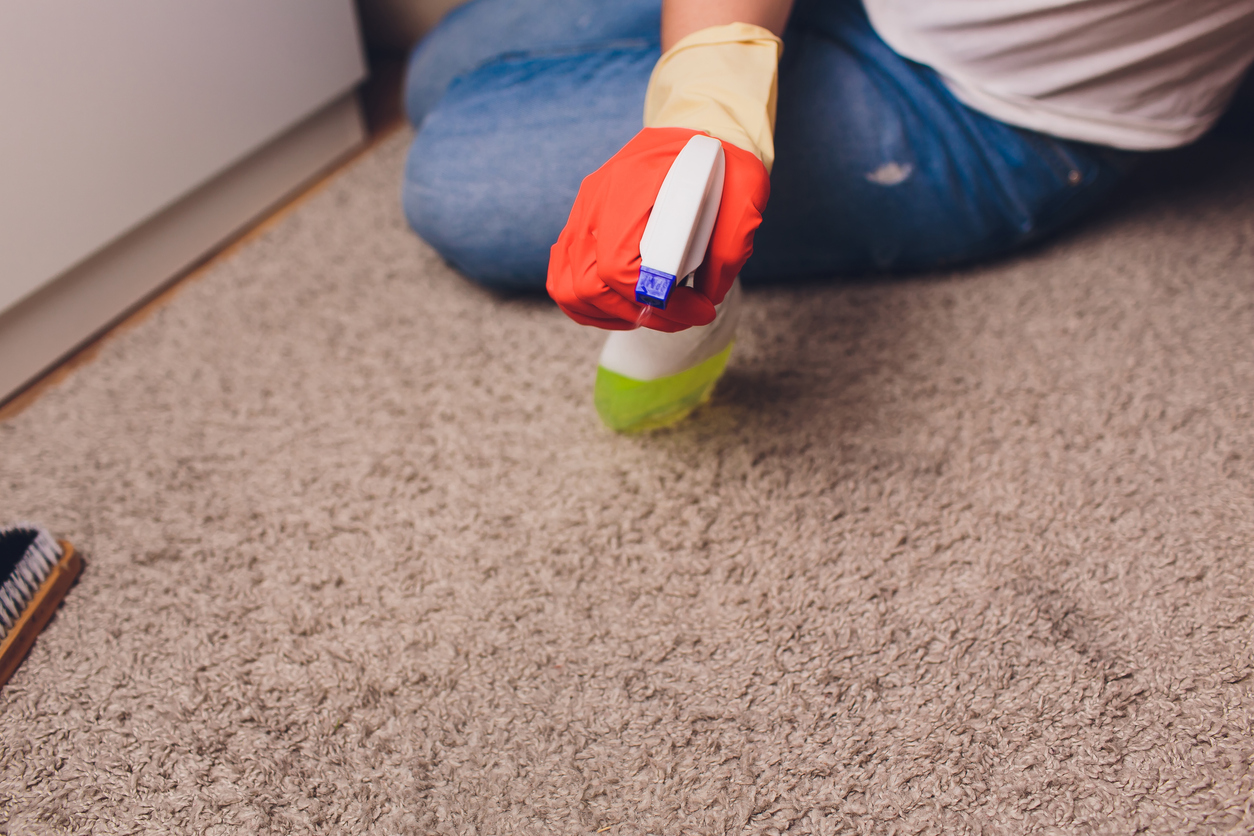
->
xmin=635 ymin=134 xmax=726 ymax=309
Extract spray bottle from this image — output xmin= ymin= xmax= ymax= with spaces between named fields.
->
xmin=593 ymin=135 xmax=743 ymax=432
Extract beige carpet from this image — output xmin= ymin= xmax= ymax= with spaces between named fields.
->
xmin=2 ymin=129 xmax=1253 ymax=835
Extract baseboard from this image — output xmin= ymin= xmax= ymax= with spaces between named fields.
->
xmin=0 ymin=92 xmax=366 ymax=406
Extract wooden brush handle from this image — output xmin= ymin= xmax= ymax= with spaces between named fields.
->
xmin=0 ymin=541 xmax=82 ymax=689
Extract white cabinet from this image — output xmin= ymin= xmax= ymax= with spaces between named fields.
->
xmin=1 ymin=0 xmax=367 ymax=401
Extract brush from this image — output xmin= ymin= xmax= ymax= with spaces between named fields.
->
xmin=0 ymin=525 xmax=81 ymax=688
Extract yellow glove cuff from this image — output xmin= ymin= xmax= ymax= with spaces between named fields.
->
xmin=643 ymin=22 xmax=783 ymax=172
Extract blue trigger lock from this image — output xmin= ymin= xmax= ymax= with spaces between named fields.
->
xmin=635 ymin=267 xmax=677 ymax=309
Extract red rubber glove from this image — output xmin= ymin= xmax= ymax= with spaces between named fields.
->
xmin=547 ymin=127 xmax=770 ymax=332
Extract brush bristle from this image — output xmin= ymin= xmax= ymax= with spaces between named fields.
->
xmin=0 ymin=525 xmax=63 ymax=640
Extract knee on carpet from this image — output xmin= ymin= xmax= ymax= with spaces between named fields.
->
xmin=402 ymin=133 xmax=555 ymax=293
xmin=400 ymin=45 xmax=654 ymax=293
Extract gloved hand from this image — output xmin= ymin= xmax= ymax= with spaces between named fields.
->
xmin=547 ymin=127 xmax=769 ymax=332
xmin=547 ymin=23 xmax=782 ymax=332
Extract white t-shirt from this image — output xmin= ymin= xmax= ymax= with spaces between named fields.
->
xmin=862 ymin=0 xmax=1254 ymax=149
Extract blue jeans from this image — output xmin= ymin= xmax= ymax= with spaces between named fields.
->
xmin=402 ymin=0 xmax=1131 ymax=290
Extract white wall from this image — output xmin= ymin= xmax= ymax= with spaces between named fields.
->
xmin=0 ymin=0 xmax=367 ymax=316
